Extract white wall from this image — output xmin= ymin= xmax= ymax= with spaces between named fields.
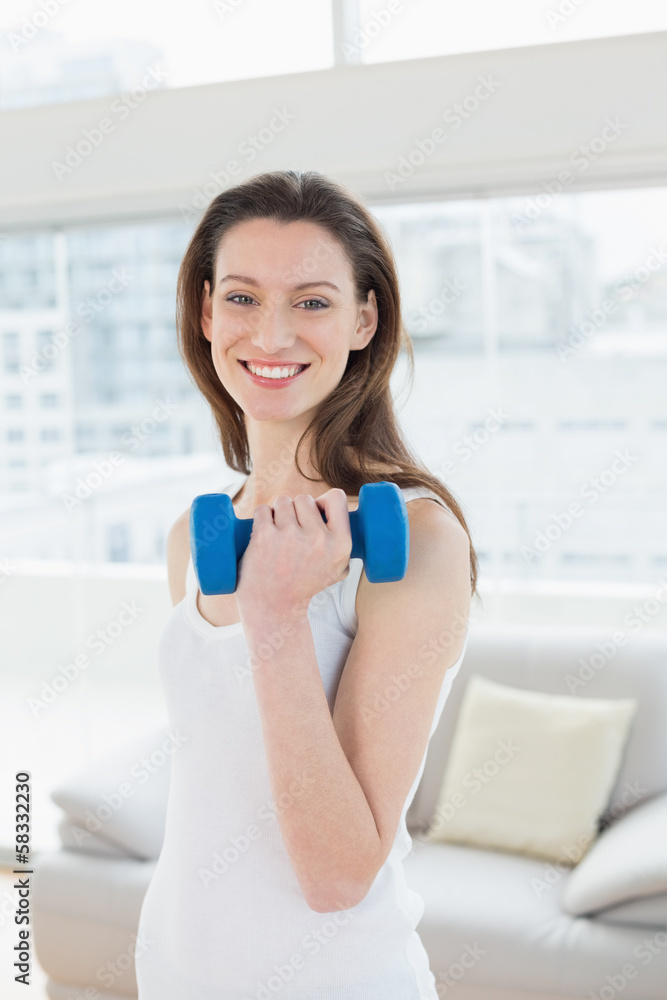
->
xmin=3 ymin=565 xmax=667 ymax=690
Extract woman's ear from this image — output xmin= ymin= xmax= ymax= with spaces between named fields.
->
xmin=353 ymin=288 xmax=378 ymax=351
xmin=201 ymin=280 xmax=213 ymax=342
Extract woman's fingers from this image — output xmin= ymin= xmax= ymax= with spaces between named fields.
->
xmin=269 ymin=494 xmax=296 ymax=529
xmin=313 ymin=488 xmax=349 ymax=535
xmin=253 ymin=489 xmax=350 ymax=540
xmin=292 ymin=493 xmax=320 ymax=528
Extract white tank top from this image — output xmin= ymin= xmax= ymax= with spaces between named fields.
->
xmin=135 ymin=476 xmax=469 ymax=1000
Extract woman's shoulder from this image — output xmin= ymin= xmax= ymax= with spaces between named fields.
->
xmin=400 ymin=486 xmax=462 ymax=527
xmin=353 ymin=486 xmax=471 ymax=618
xmin=166 ymin=507 xmax=191 ymax=606
xmin=399 ymin=488 xmax=469 ymax=554
xmin=357 ymin=467 xmax=462 ymax=528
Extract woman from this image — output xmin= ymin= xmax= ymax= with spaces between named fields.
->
xmin=135 ymin=169 xmax=479 ymax=999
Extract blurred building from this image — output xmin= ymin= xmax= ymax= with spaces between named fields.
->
xmin=0 ymin=29 xmax=165 ymax=109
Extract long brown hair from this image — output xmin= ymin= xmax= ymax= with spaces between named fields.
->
xmin=176 ymin=169 xmax=480 ymax=601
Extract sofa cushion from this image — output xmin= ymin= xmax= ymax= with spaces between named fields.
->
xmin=562 ymin=790 xmax=667 ymax=916
xmin=407 ymin=625 xmax=667 ymax=836
xmin=402 ymin=838 xmax=667 ymax=999
xmin=50 ymin=726 xmax=180 ymax=859
xmin=423 ymin=673 xmax=637 ymax=864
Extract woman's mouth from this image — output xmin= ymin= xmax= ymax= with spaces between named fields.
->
xmin=239 ymin=360 xmax=310 ymax=386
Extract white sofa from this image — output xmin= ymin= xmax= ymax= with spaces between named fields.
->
xmin=32 ymin=623 xmax=667 ymax=999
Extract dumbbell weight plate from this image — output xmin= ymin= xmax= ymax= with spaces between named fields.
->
xmin=190 ymin=493 xmax=251 ymax=596
xmin=355 ymin=481 xmax=409 ymax=583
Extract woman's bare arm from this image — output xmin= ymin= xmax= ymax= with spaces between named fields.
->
xmin=166 ymin=508 xmax=191 ymax=606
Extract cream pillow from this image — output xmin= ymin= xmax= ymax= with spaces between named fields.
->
xmin=423 ymin=674 xmax=637 ymax=865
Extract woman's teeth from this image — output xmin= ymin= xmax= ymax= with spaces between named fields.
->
xmin=245 ymin=362 xmax=306 ymax=379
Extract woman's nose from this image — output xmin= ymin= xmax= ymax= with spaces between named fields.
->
xmin=249 ymin=303 xmax=297 ymax=353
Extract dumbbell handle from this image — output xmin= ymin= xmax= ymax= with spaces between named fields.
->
xmin=231 ymin=504 xmax=366 ymax=564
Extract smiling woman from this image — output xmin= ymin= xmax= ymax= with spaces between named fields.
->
xmin=175 ymin=170 xmax=480 ymax=566
xmin=134 ymin=168 xmax=478 ymax=1000
xmin=196 ymin=212 xmax=381 ymax=472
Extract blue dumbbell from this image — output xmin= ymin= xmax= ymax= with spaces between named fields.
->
xmin=190 ymin=480 xmax=409 ymax=596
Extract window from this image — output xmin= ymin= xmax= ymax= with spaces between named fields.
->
xmin=558 ymin=421 xmax=629 ymax=431
xmin=561 ymin=554 xmax=631 ymax=567
xmin=39 ymin=393 xmax=59 ymax=408
xmin=0 ymin=187 xmax=664 ymax=584
xmin=76 ymin=423 xmax=97 ymax=444
xmin=35 ymin=330 xmax=56 ymax=371
xmin=0 ymin=0 xmax=335 ymax=110
xmin=108 ymin=523 xmax=130 ymax=562
xmin=0 ymin=235 xmax=57 ymax=308
xmin=2 ymin=331 xmax=19 ymax=373
xmin=40 ymin=428 xmax=61 ymax=442
xmin=5 ymin=394 xmax=22 ymax=409
xmin=357 ymin=0 xmax=667 ymax=65
xmin=372 ymin=185 xmax=667 ymax=584
xmin=7 ymin=428 xmax=24 ymax=442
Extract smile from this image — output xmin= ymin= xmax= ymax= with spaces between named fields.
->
xmin=239 ymin=360 xmax=310 ymax=385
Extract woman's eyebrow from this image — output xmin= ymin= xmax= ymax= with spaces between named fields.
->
xmin=218 ymin=273 xmax=340 ymax=293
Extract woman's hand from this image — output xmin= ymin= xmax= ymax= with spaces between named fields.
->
xmin=235 ymin=489 xmax=352 ymax=629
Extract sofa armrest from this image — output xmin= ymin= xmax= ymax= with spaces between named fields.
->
xmin=50 ymin=726 xmax=186 ymax=860
xmin=593 ymin=891 xmax=667 ymax=928
xmin=562 ymin=790 xmax=667 ymax=916
xmin=56 ymin=815 xmax=131 ymax=857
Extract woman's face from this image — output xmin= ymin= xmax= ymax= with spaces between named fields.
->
xmin=200 ymin=218 xmax=377 ymax=427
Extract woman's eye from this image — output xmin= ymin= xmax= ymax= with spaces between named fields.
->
xmin=227 ymin=294 xmax=255 ymax=305
xmin=298 ymin=299 xmax=328 ymax=310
